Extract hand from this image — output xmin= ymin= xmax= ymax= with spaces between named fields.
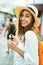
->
xmin=8 ymin=41 xmax=16 ymax=50
xmin=9 ymin=34 xmax=19 ymax=45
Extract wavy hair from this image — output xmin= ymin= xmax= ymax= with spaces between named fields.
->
xmin=18 ymin=9 xmax=35 ymax=40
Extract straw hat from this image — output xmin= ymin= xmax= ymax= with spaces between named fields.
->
xmin=28 ymin=5 xmax=38 ymax=16
xmin=15 ymin=5 xmax=40 ymax=28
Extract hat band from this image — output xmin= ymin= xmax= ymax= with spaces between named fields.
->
xmin=28 ymin=7 xmax=35 ymax=14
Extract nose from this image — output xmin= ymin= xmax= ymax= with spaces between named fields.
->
xmin=21 ymin=16 xmax=25 ymax=21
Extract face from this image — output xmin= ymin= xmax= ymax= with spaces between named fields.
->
xmin=19 ymin=10 xmax=33 ymax=27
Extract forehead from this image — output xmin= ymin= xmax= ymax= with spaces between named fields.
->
xmin=20 ymin=9 xmax=31 ymax=15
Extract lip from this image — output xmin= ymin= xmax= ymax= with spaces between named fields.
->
xmin=21 ymin=21 xmax=26 ymax=24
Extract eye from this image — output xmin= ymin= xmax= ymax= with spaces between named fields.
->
xmin=20 ymin=14 xmax=23 ymax=17
xmin=26 ymin=15 xmax=29 ymax=17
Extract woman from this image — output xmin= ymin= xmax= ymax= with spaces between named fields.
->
xmin=4 ymin=18 xmax=16 ymax=53
xmin=8 ymin=5 xmax=40 ymax=65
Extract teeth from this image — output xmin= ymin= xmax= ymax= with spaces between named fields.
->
xmin=22 ymin=22 xmax=25 ymax=23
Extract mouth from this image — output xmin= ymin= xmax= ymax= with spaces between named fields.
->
xmin=21 ymin=21 xmax=27 ymax=25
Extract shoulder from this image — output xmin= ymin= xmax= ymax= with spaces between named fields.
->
xmin=25 ymin=30 xmax=38 ymax=41
xmin=6 ymin=25 xmax=10 ymax=29
xmin=25 ymin=30 xmax=36 ymax=37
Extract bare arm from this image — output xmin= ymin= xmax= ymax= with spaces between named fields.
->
xmin=8 ymin=42 xmax=24 ymax=58
xmin=4 ymin=25 xmax=9 ymax=34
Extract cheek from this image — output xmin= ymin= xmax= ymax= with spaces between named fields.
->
xmin=26 ymin=18 xmax=32 ymax=24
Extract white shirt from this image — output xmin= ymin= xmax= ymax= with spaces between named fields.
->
xmin=13 ymin=31 xmax=38 ymax=65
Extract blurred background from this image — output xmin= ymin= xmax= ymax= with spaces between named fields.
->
xmin=0 ymin=0 xmax=43 ymax=65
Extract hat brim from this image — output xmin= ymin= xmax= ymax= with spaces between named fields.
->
xmin=15 ymin=6 xmax=40 ymax=28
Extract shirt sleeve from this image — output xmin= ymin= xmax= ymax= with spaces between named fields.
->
xmin=24 ymin=31 xmax=38 ymax=65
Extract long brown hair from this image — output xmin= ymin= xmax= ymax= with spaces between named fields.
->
xmin=18 ymin=9 xmax=35 ymax=40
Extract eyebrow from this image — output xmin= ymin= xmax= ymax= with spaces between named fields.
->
xmin=25 ymin=14 xmax=29 ymax=15
xmin=24 ymin=13 xmax=31 ymax=16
